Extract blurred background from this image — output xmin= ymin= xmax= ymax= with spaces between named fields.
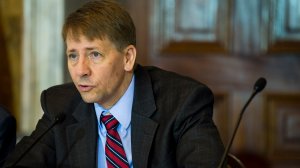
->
xmin=0 ymin=0 xmax=299 ymax=167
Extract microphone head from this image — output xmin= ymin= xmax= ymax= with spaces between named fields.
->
xmin=254 ymin=77 xmax=267 ymax=93
xmin=54 ymin=113 xmax=66 ymax=124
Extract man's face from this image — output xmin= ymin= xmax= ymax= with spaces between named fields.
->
xmin=66 ymin=35 xmax=135 ymax=108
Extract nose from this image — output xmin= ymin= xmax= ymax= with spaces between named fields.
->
xmin=76 ymin=56 xmax=91 ymax=77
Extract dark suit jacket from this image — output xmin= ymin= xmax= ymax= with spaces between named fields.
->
xmin=4 ymin=65 xmax=224 ymax=168
xmin=0 ymin=106 xmax=16 ymax=167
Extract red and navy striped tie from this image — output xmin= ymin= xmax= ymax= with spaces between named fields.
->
xmin=101 ymin=114 xmax=129 ymax=168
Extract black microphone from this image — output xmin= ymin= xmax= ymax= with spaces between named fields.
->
xmin=217 ymin=77 xmax=267 ymax=168
xmin=11 ymin=113 xmax=65 ymax=167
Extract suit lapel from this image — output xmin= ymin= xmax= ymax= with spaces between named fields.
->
xmin=131 ymin=113 xmax=157 ymax=168
xmin=65 ymin=101 xmax=97 ymax=168
xmin=131 ymin=65 xmax=158 ymax=168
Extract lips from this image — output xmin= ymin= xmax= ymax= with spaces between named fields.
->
xmin=78 ymin=84 xmax=94 ymax=92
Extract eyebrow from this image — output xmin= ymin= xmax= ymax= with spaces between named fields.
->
xmin=86 ymin=47 xmax=96 ymax=51
xmin=66 ymin=49 xmax=76 ymax=53
xmin=66 ymin=47 xmax=97 ymax=53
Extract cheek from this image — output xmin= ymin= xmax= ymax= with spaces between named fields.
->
xmin=111 ymin=65 xmax=123 ymax=80
xmin=91 ymin=66 xmax=111 ymax=85
xmin=102 ymin=66 xmax=122 ymax=85
xmin=68 ymin=66 xmax=76 ymax=79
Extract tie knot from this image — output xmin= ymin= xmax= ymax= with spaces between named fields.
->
xmin=101 ymin=114 xmax=119 ymax=130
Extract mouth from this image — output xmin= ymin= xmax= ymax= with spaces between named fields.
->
xmin=78 ymin=84 xmax=94 ymax=92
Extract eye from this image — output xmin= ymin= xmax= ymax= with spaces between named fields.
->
xmin=90 ymin=51 xmax=101 ymax=58
xmin=67 ymin=53 xmax=79 ymax=62
xmin=89 ymin=51 xmax=103 ymax=63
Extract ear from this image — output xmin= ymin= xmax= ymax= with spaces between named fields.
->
xmin=123 ymin=45 xmax=136 ymax=72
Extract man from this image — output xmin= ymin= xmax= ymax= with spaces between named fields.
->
xmin=4 ymin=0 xmax=224 ymax=167
xmin=0 ymin=105 xmax=16 ymax=167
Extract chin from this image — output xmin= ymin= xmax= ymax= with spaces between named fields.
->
xmin=81 ymin=98 xmax=95 ymax=103
xmin=80 ymin=94 xmax=98 ymax=103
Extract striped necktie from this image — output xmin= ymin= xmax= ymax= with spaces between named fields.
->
xmin=101 ymin=114 xmax=129 ymax=168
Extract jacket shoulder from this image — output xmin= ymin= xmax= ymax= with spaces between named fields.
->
xmin=141 ymin=65 xmax=210 ymax=91
xmin=136 ymin=65 xmax=213 ymax=104
xmin=40 ymin=83 xmax=81 ymax=116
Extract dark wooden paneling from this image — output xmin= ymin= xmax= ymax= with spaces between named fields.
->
xmin=266 ymin=94 xmax=300 ymax=162
xmin=214 ymin=93 xmax=230 ymax=145
xmin=0 ymin=0 xmax=22 ymax=118
xmin=149 ymin=0 xmax=230 ymax=55
xmin=0 ymin=13 xmax=13 ymax=113
xmin=268 ymin=0 xmax=300 ymax=53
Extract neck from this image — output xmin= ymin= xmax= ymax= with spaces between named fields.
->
xmin=101 ymin=73 xmax=133 ymax=109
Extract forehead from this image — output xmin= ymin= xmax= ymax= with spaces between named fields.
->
xmin=66 ymin=29 xmax=105 ymax=42
xmin=66 ymin=25 xmax=105 ymax=39
xmin=65 ymin=34 xmax=118 ymax=52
